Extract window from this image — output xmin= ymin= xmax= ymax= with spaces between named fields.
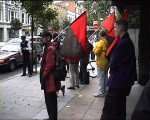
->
xmin=22 ymin=13 xmax=24 ymax=23
xmin=8 ymin=10 xmax=11 ymax=22
xmin=28 ymin=15 xmax=30 ymax=24
xmin=0 ymin=7 xmax=1 ymax=21
xmin=11 ymin=11 xmax=14 ymax=21
xmin=15 ymin=12 xmax=17 ymax=18
xmin=66 ymin=3 xmax=69 ymax=7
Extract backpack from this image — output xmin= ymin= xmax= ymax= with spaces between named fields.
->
xmin=53 ymin=49 xmax=67 ymax=81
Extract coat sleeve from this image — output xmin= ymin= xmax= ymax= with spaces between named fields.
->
xmin=93 ymin=40 xmax=103 ymax=56
xmin=110 ymin=40 xmax=132 ymax=70
xmin=43 ymin=46 xmax=56 ymax=79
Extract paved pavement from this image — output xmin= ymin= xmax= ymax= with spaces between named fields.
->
xmin=1 ymin=68 xmax=144 ymax=120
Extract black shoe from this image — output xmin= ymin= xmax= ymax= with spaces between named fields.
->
xmin=67 ymin=87 xmax=75 ymax=89
xmin=29 ymin=74 xmax=32 ymax=77
xmin=21 ymin=74 xmax=26 ymax=76
xmin=75 ymin=85 xmax=79 ymax=88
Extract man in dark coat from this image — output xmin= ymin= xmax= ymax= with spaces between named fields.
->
xmin=40 ymin=31 xmax=61 ymax=120
xmin=131 ymin=80 xmax=150 ymax=120
xmin=20 ymin=35 xmax=32 ymax=77
xmin=101 ymin=20 xmax=137 ymax=120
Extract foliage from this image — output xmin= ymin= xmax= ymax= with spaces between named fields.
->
xmin=20 ymin=0 xmax=51 ymax=15
xmin=20 ymin=0 xmax=57 ymax=31
xmin=61 ymin=17 xmax=71 ymax=30
xmin=128 ymin=9 xmax=140 ymax=28
xmin=10 ymin=18 xmax=22 ymax=31
xmin=35 ymin=8 xmax=58 ymax=31
xmin=50 ymin=18 xmax=61 ymax=32
xmin=116 ymin=9 xmax=140 ymax=29
xmin=83 ymin=0 xmax=112 ymax=26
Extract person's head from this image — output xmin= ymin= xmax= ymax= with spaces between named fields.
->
xmin=21 ymin=35 xmax=26 ymax=41
xmin=99 ymin=30 xmax=106 ymax=39
xmin=114 ymin=19 xmax=128 ymax=37
xmin=52 ymin=32 xmax=59 ymax=42
xmin=41 ymin=31 xmax=52 ymax=44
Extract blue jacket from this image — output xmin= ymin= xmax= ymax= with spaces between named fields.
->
xmin=107 ymin=33 xmax=137 ymax=88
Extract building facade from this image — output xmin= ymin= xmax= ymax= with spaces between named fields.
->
xmin=0 ymin=1 xmax=31 ymax=42
xmin=0 ymin=1 xmax=85 ymax=42
xmin=53 ymin=1 xmax=85 ymax=23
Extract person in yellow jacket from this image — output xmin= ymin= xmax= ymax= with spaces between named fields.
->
xmin=93 ymin=30 xmax=109 ymax=97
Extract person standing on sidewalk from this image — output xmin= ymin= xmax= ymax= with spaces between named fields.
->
xmin=80 ymin=41 xmax=93 ymax=85
xmin=67 ymin=56 xmax=80 ymax=89
xmin=40 ymin=31 xmax=61 ymax=120
xmin=52 ymin=32 xmax=65 ymax=96
xmin=20 ymin=35 xmax=32 ymax=77
xmin=100 ymin=20 xmax=137 ymax=120
xmin=93 ymin=31 xmax=109 ymax=97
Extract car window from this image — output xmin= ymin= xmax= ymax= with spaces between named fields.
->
xmin=1 ymin=44 xmax=20 ymax=52
xmin=8 ymin=38 xmax=22 ymax=43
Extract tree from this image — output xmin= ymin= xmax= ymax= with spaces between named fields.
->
xmin=20 ymin=0 xmax=54 ymax=72
xmin=35 ymin=8 xmax=58 ymax=31
xmin=61 ymin=17 xmax=71 ymax=30
xmin=128 ymin=9 xmax=140 ymax=28
xmin=10 ymin=18 xmax=22 ymax=31
xmin=116 ymin=9 xmax=140 ymax=29
xmin=83 ymin=0 xmax=112 ymax=26
xmin=50 ymin=18 xmax=61 ymax=32
xmin=10 ymin=18 xmax=22 ymax=37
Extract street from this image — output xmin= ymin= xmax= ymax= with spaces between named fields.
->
xmin=0 ymin=64 xmax=41 ymax=81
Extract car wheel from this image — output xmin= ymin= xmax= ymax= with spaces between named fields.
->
xmin=36 ymin=55 xmax=40 ymax=64
xmin=8 ymin=60 xmax=16 ymax=72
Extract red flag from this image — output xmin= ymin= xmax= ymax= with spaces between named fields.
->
xmin=106 ymin=7 xmax=131 ymax=57
xmin=71 ymin=11 xmax=87 ymax=54
xmin=103 ymin=12 xmax=115 ymax=38
xmin=120 ymin=6 xmax=131 ymax=20
xmin=61 ymin=11 xmax=87 ymax=57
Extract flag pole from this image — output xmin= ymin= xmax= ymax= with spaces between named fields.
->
xmin=53 ymin=11 xmax=87 ymax=42
xmin=88 ymin=24 xmax=102 ymax=40
xmin=52 ymin=26 xmax=69 ymax=42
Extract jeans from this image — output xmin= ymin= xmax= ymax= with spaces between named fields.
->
xmin=69 ymin=63 xmax=79 ymax=87
xmin=97 ymin=66 xmax=108 ymax=94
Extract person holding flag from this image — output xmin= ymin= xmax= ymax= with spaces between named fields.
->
xmin=100 ymin=19 xmax=137 ymax=120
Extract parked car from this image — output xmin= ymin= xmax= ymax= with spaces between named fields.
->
xmin=0 ymin=42 xmax=7 ymax=49
xmin=8 ymin=38 xmax=22 ymax=43
xmin=26 ymin=36 xmax=42 ymax=42
xmin=0 ymin=42 xmax=43 ymax=71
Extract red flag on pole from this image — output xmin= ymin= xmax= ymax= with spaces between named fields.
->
xmin=106 ymin=7 xmax=131 ymax=57
xmin=103 ymin=12 xmax=116 ymax=38
xmin=120 ymin=6 xmax=131 ymax=20
xmin=61 ymin=11 xmax=87 ymax=57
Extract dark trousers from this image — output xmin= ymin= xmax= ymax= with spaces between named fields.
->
xmin=91 ymin=51 xmax=95 ymax=60
xmin=80 ymin=62 xmax=88 ymax=83
xmin=22 ymin=54 xmax=32 ymax=75
xmin=44 ymin=90 xmax=57 ymax=120
xmin=100 ymin=87 xmax=131 ymax=120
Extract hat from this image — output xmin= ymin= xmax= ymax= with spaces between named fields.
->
xmin=21 ymin=35 xmax=26 ymax=39
xmin=41 ymin=31 xmax=52 ymax=38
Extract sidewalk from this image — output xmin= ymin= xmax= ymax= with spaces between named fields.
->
xmin=1 ymin=70 xmax=144 ymax=120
